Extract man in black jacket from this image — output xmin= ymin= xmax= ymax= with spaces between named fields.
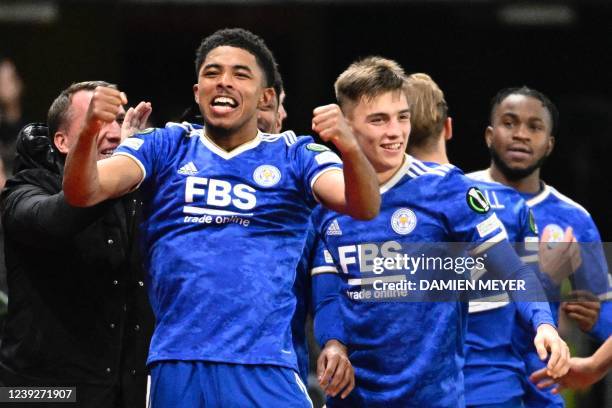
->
xmin=0 ymin=81 xmax=154 ymax=407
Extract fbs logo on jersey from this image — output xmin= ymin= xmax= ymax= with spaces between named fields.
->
xmin=253 ymin=165 xmax=281 ymax=187
xmin=466 ymin=187 xmax=490 ymax=214
xmin=326 ymin=219 xmax=342 ymax=236
xmin=391 ymin=208 xmax=417 ymax=235
xmin=178 ymin=162 xmax=198 ymax=176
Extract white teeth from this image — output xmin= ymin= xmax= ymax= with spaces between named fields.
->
xmin=381 ymin=143 xmax=401 ymax=150
xmin=213 ymin=96 xmax=238 ymax=107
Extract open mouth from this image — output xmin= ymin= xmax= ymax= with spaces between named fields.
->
xmin=210 ymin=96 xmax=239 ymax=113
xmin=100 ymin=148 xmax=116 ymax=159
xmin=380 ymin=142 xmax=403 ymax=151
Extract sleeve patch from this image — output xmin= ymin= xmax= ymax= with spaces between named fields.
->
xmin=306 ymin=143 xmax=331 ymax=152
xmin=466 ymin=187 xmax=491 ymax=214
xmin=476 ymin=213 xmax=502 ymax=238
xmin=118 ymin=138 xmax=144 ymax=151
xmin=315 ymin=151 xmax=342 ymax=166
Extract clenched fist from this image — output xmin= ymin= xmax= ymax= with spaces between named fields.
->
xmin=312 ymin=104 xmax=358 ymax=153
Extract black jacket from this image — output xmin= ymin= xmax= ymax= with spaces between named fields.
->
xmin=0 ymin=124 xmax=154 ymax=408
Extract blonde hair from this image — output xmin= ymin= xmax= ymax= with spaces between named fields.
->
xmin=405 ymin=73 xmax=448 ymax=148
xmin=334 ymin=56 xmax=407 ymax=113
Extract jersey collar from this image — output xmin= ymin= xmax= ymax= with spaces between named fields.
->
xmin=380 ymin=154 xmax=412 ymax=194
xmin=197 ymin=129 xmax=262 ymax=160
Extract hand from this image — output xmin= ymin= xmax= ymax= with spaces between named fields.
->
xmin=121 ymin=101 xmax=152 ymax=139
xmin=530 ymin=355 xmax=604 ymax=394
xmin=562 ymin=290 xmax=601 ymax=332
xmin=538 ymin=226 xmax=581 ymax=285
xmin=533 ymin=324 xmax=571 ymax=378
xmin=312 ymin=104 xmax=358 ymax=154
xmin=84 ymin=86 xmax=128 ymax=136
xmin=316 ymin=339 xmax=355 ymax=399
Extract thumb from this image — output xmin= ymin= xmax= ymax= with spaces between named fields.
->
xmin=534 ymin=333 xmax=549 ymax=361
xmin=317 ymin=352 xmax=327 ymax=380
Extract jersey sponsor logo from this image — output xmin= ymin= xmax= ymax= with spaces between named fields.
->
xmin=120 ymin=137 xmax=144 ymax=151
xmin=337 ymin=241 xmax=402 ymax=274
xmin=253 ymin=165 xmax=281 ymax=187
xmin=326 ymin=219 xmax=342 ymax=236
xmin=476 ymin=213 xmax=502 ymax=238
xmin=178 ymin=161 xmax=198 ymax=176
xmin=391 ymin=208 xmax=417 ymax=235
xmin=306 ymin=143 xmax=330 ymax=152
xmin=528 ymin=209 xmax=539 ymax=235
xmin=466 ymin=187 xmax=490 ymax=214
xmin=184 ymin=176 xmax=256 ymax=213
xmin=323 ymin=249 xmax=334 ymax=264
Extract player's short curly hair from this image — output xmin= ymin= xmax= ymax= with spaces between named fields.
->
xmin=334 ymin=56 xmax=407 ymax=113
xmin=405 ymin=73 xmax=448 ymax=148
xmin=490 ymin=86 xmax=559 ymax=137
xmin=47 ymin=80 xmax=115 ymax=138
xmin=194 ymin=28 xmax=278 ymax=89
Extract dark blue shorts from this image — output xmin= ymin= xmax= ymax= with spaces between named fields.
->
xmin=148 ymin=361 xmax=312 ymax=407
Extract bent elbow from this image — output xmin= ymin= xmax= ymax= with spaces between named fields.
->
xmin=351 ymin=199 xmax=380 ymax=221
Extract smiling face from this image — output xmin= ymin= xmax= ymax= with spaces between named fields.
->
xmin=486 ymin=93 xmax=554 ymax=180
xmin=194 ymin=46 xmax=271 ymax=139
xmin=347 ymin=90 xmax=411 ymax=183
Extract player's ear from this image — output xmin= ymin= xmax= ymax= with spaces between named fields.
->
xmin=546 ymin=135 xmax=555 ymax=156
xmin=444 ymin=117 xmax=453 ymax=141
xmin=53 ymin=131 xmax=69 ymax=155
xmin=193 ymin=84 xmax=199 ymax=104
xmin=484 ymin=126 xmax=494 ymax=148
xmin=257 ymin=87 xmax=275 ymax=110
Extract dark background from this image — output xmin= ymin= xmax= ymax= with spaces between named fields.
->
xmin=1 ymin=0 xmax=611 ymax=240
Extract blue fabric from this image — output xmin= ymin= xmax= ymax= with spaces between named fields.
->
xmin=516 ymin=183 xmax=610 ymax=407
xmin=114 ymin=123 xmax=342 ymax=369
xmin=310 ymin=156 xmax=552 ymax=407
xmin=149 ymin=361 xmax=312 ymax=407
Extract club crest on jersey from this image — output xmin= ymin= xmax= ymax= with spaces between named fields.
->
xmin=391 ymin=208 xmax=417 ymax=235
xmin=543 ymin=224 xmax=565 ymax=243
xmin=466 ymin=187 xmax=490 ymax=214
xmin=253 ymin=165 xmax=281 ymax=187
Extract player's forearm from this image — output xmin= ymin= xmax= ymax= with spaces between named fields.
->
xmin=591 ymin=336 xmax=612 ymax=375
xmin=339 ymin=144 xmax=380 ymax=220
xmin=483 ymin=240 xmax=555 ymax=329
xmin=313 ymin=273 xmax=346 ymax=346
xmin=63 ymin=125 xmax=105 ymax=207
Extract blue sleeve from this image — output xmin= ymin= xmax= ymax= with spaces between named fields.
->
xmin=571 ymin=216 xmax=611 ymax=339
xmin=481 ymin=240 xmax=554 ymax=331
xmin=113 ymin=127 xmax=165 ymax=185
xmin=309 ymin=228 xmax=346 ymax=347
xmin=289 ymin=135 xmax=343 ymax=208
xmin=590 ymin=301 xmax=612 ymax=341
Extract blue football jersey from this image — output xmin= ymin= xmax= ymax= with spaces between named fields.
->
xmin=464 ymin=170 xmax=540 ymax=406
xmin=114 ymin=122 xmax=343 ymax=369
xmin=292 ymin=225 xmax=315 ymax=384
xmin=473 ymin=169 xmax=611 ymax=408
xmin=309 ymin=156 xmax=553 ymax=408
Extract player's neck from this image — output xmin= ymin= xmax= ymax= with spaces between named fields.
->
xmin=488 ymin=164 xmax=542 ymax=194
xmin=408 ymin=137 xmax=449 ymax=165
xmin=378 ymin=156 xmax=406 ymax=185
xmin=205 ymin=120 xmax=259 ymax=152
